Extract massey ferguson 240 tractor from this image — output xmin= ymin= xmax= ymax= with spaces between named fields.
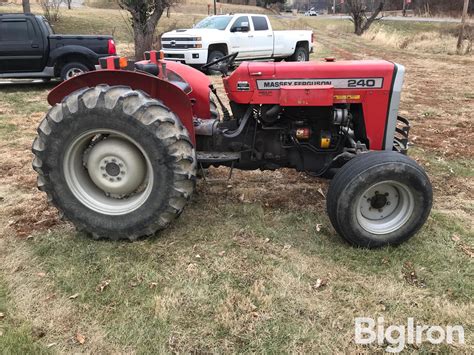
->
xmin=32 ymin=51 xmax=433 ymax=248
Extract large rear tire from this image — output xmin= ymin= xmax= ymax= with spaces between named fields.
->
xmin=32 ymin=85 xmax=196 ymax=240
xmin=326 ymin=152 xmax=432 ymax=248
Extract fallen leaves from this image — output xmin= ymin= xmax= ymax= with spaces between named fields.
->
xmin=317 ymin=187 xmax=326 ymax=199
xmin=451 ymin=234 xmax=474 ymax=258
xmin=96 ymin=279 xmax=111 ymax=292
xmin=402 ymin=261 xmax=426 ymax=288
xmin=75 ymin=332 xmax=86 ymax=345
xmin=311 ymin=278 xmax=327 ymax=291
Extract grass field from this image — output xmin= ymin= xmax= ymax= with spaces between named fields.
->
xmin=0 ymin=3 xmax=473 ymax=353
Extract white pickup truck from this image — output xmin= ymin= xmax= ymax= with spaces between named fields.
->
xmin=161 ymin=14 xmax=313 ymax=69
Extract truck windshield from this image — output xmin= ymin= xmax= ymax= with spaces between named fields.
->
xmin=194 ymin=16 xmax=232 ymax=30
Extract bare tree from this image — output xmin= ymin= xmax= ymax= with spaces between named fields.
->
xmin=40 ymin=0 xmax=62 ymax=22
xmin=346 ymin=0 xmax=385 ymax=35
xmin=118 ymin=0 xmax=180 ymax=60
xmin=65 ymin=0 xmax=73 ymax=10
xmin=22 ymin=0 xmax=31 ymax=13
xmin=457 ymin=0 xmax=470 ymax=53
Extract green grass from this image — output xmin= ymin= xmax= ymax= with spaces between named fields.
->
xmin=0 ymin=278 xmax=50 ymax=354
xmin=0 ymin=86 xmax=50 ymax=115
xmin=15 ymin=198 xmax=471 ymax=352
xmin=0 ymin=3 xmax=472 ymax=353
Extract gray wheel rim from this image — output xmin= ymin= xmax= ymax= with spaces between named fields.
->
xmin=356 ymin=181 xmax=414 ymax=235
xmin=63 ymin=129 xmax=153 ymax=215
xmin=66 ymin=67 xmax=84 ymax=79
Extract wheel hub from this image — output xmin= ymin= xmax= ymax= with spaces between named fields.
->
xmin=105 ymin=161 xmax=121 ymax=177
xmin=370 ymin=193 xmax=388 ymax=209
xmin=86 ymin=137 xmax=146 ymax=197
xmin=356 ymin=181 xmax=414 ymax=235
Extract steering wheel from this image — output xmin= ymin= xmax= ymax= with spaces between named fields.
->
xmin=201 ymin=52 xmax=239 ymax=75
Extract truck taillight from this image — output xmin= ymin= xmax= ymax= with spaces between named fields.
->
xmin=108 ymin=39 xmax=116 ymax=55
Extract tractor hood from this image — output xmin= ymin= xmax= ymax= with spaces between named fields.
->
xmin=224 ymin=60 xmax=397 ymax=104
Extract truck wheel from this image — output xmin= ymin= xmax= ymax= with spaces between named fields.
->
xmin=288 ymin=46 xmax=309 ymax=62
xmin=60 ymin=62 xmax=89 ymax=81
xmin=326 ymin=152 xmax=432 ymax=248
xmin=32 ymin=85 xmax=196 ymax=240
xmin=206 ymin=50 xmax=225 ymax=75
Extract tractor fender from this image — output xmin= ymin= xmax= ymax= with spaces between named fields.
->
xmin=47 ymin=70 xmax=195 ymax=143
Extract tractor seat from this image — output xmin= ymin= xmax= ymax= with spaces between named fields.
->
xmin=134 ymin=62 xmax=159 ymax=76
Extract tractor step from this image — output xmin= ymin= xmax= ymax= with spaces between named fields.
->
xmin=197 ymin=151 xmax=240 ymax=164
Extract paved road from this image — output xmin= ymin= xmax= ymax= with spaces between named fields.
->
xmin=276 ymin=14 xmax=470 ymax=24
xmin=61 ymin=0 xmax=84 ymax=8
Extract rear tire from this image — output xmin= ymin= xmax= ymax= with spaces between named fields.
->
xmin=32 ymin=85 xmax=196 ymax=240
xmin=326 ymin=152 xmax=432 ymax=248
xmin=288 ymin=45 xmax=309 ymax=62
xmin=60 ymin=62 xmax=89 ymax=81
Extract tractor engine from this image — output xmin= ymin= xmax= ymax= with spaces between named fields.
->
xmin=194 ymin=59 xmax=408 ymax=175
xmin=195 ymin=103 xmax=353 ymax=174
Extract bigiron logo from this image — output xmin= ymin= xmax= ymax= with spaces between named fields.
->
xmin=256 ymin=78 xmax=384 ymax=90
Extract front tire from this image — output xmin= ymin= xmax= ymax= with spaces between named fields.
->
xmin=32 ymin=85 xmax=196 ymax=240
xmin=326 ymin=152 xmax=432 ymax=248
xmin=206 ymin=50 xmax=225 ymax=75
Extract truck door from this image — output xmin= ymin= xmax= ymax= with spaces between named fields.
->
xmin=228 ymin=16 xmax=253 ymax=59
xmin=249 ymin=16 xmax=273 ymax=58
xmin=0 ymin=18 xmax=44 ymax=73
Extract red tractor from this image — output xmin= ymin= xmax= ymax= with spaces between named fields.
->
xmin=32 ymin=51 xmax=432 ymax=248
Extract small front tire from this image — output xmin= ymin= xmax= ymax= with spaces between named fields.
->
xmin=326 ymin=152 xmax=432 ymax=248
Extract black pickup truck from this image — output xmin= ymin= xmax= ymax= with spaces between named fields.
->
xmin=0 ymin=13 xmax=116 ymax=81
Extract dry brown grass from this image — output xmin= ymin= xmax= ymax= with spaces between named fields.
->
xmin=0 ymin=5 xmax=472 ymax=353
